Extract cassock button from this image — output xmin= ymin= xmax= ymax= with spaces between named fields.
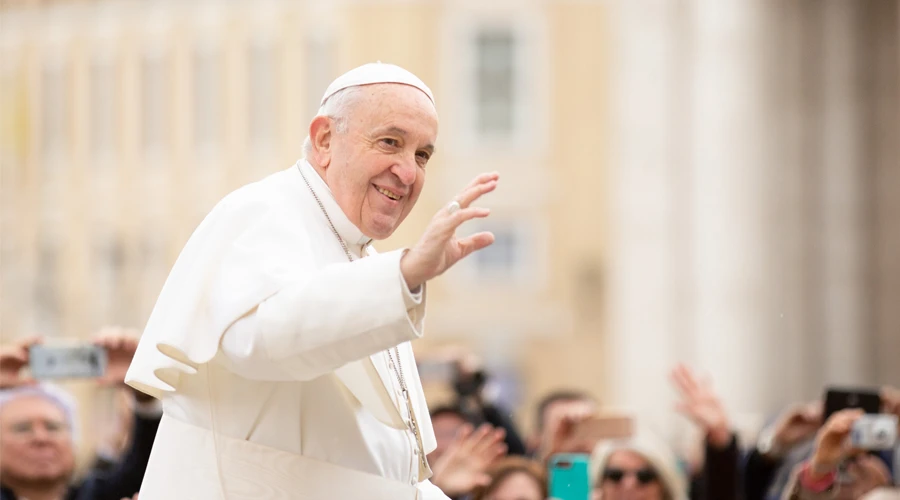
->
xmin=413 ymin=448 xmax=419 ymax=456
xmin=410 ymin=478 xmax=417 ymax=486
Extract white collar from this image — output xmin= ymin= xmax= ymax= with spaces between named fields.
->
xmin=296 ymin=159 xmax=374 ymax=252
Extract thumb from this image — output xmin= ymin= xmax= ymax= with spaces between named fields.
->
xmin=474 ymin=473 xmax=492 ymax=488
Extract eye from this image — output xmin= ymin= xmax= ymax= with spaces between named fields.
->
xmin=380 ymin=138 xmax=400 ymax=148
xmin=416 ymin=150 xmax=431 ymax=165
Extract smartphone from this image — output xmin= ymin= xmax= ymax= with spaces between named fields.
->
xmin=824 ymin=387 xmax=881 ymax=421
xmin=850 ymin=414 xmax=898 ymax=450
xmin=548 ymin=453 xmax=591 ymax=500
xmin=29 ymin=344 xmax=107 ymax=380
xmin=572 ymin=414 xmax=634 ymax=445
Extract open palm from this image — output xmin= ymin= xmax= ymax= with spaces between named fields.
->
xmin=670 ymin=364 xmax=731 ymax=446
xmin=431 ymin=423 xmax=507 ymax=496
xmin=401 ymin=173 xmax=498 ymax=290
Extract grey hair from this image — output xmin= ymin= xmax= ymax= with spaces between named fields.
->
xmin=0 ymin=384 xmax=80 ymax=443
xmin=302 ymin=85 xmax=363 ymax=160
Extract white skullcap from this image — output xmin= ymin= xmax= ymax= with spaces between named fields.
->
xmin=320 ymin=62 xmax=435 ymax=107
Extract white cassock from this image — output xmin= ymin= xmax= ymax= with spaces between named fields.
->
xmin=125 ymin=159 xmax=450 ymax=500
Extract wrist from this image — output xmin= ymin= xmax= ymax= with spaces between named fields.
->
xmin=708 ymin=427 xmax=732 ymax=449
xmin=800 ymin=460 xmax=837 ymax=492
xmin=400 ymin=250 xmax=425 ymax=291
xmin=809 ymin=454 xmax=838 ymax=479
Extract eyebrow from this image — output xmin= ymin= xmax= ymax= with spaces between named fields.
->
xmin=377 ymin=126 xmax=435 ymax=154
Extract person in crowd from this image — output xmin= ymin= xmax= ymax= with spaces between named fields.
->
xmin=782 ymin=409 xmax=893 ymax=500
xmin=745 ymin=402 xmax=824 ymax=500
xmin=470 ymin=457 xmax=547 ymax=500
xmin=0 ymin=330 xmax=160 ymax=500
xmin=530 ymin=390 xmax=598 ymax=460
xmin=124 ymin=62 xmax=499 ymax=499
xmin=431 ymin=406 xmax=473 ymax=463
xmin=669 ymin=364 xmax=740 ymax=500
xmin=430 ymin=421 xmax=508 ymax=499
xmin=590 ymin=430 xmax=689 ymax=500
xmin=446 ymin=352 xmax=527 ymax=456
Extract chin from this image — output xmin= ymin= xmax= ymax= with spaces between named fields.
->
xmin=364 ymin=218 xmax=401 ymax=240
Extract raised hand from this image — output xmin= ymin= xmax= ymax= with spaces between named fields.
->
xmin=0 ymin=336 xmax=41 ymax=389
xmin=670 ymin=364 xmax=732 ymax=448
xmin=431 ymin=423 xmax=507 ymax=496
xmin=400 ymin=172 xmax=499 ymax=289
xmin=540 ymin=400 xmax=596 ymax=460
xmin=810 ymin=408 xmax=864 ymax=474
xmin=92 ymin=326 xmax=140 ymax=386
xmin=767 ymin=402 xmax=823 ymax=458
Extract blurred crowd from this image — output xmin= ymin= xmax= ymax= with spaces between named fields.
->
xmin=1 ymin=331 xmax=898 ymax=500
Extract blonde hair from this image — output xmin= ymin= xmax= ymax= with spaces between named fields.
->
xmin=590 ymin=429 xmax=688 ymax=500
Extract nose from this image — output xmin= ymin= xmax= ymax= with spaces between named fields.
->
xmin=30 ymin=426 xmax=55 ymax=444
xmin=620 ymin=475 xmax=640 ymax=490
xmin=390 ymin=158 xmax=417 ymax=187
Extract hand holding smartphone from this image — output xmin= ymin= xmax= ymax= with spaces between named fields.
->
xmin=28 ymin=344 xmax=108 ymax=380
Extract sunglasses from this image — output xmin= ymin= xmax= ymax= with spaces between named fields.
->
xmin=602 ymin=467 xmax=658 ymax=485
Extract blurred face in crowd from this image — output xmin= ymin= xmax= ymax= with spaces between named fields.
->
xmin=308 ymin=83 xmax=438 ymax=240
xmin=836 ymin=453 xmax=892 ymax=500
xmin=430 ymin=411 xmax=468 ymax=461
xmin=594 ymin=450 xmax=665 ymax=500
xmin=483 ymin=471 xmax=544 ymax=500
xmin=0 ymin=395 xmax=75 ymax=486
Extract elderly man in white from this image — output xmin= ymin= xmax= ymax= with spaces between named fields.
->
xmin=124 ymin=63 xmax=499 ymax=499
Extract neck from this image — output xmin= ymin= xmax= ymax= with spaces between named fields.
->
xmin=4 ymin=478 xmax=69 ymax=500
xmin=306 ymin=158 xmax=329 ymax=185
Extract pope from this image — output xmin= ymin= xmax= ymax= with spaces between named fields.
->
xmin=124 ymin=62 xmax=498 ymax=499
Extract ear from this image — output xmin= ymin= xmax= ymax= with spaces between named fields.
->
xmin=309 ymin=115 xmax=334 ymax=168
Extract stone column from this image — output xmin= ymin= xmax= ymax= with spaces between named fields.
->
xmin=606 ymin=0 xmax=687 ymax=439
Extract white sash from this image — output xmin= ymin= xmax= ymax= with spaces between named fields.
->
xmin=137 ymin=415 xmax=421 ymax=500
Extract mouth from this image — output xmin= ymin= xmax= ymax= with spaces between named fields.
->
xmin=374 ymin=185 xmax=403 ymax=202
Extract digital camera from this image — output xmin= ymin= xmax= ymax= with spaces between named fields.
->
xmin=850 ymin=414 xmax=898 ymax=450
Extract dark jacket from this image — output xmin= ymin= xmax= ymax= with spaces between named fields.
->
xmin=690 ymin=434 xmax=741 ymax=500
xmin=1 ymin=411 xmax=160 ymax=500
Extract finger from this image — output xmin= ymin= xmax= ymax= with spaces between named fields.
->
xmin=470 ymin=424 xmax=496 ymax=453
xmin=16 ymin=336 xmax=43 ymax=349
xmin=463 ymin=172 xmax=500 ymax=192
xmin=487 ymin=443 xmax=507 ymax=462
xmin=443 ymin=207 xmax=491 ymax=234
xmin=454 ymin=423 xmax=474 ymax=441
xmin=463 ymin=424 xmax=492 ymax=451
xmin=457 ymin=232 xmax=495 ymax=259
xmin=669 ymin=365 xmax=692 ymax=394
xmin=455 ymin=179 xmax=498 ymax=209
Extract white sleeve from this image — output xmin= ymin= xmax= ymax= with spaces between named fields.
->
xmin=218 ymin=249 xmax=427 ymax=381
xmin=417 ymin=479 xmax=451 ymax=500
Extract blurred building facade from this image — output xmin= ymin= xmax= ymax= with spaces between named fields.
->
xmin=607 ymin=0 xmax=900 ymax=441
xmin=0 ymin=0 xmax=897 ymax=454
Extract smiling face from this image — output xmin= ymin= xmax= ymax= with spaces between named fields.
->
xmin=308 ymin=83 xmax=438 ymax=240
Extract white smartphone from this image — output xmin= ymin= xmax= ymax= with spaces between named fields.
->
xmin=850 ymin=414 xmax=898 ymax=450
xmin=29 ymin=344 xmax=107 ymax=380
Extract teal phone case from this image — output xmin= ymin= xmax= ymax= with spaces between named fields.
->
xmin=548 ymin=453 xmax=591 ymax=500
